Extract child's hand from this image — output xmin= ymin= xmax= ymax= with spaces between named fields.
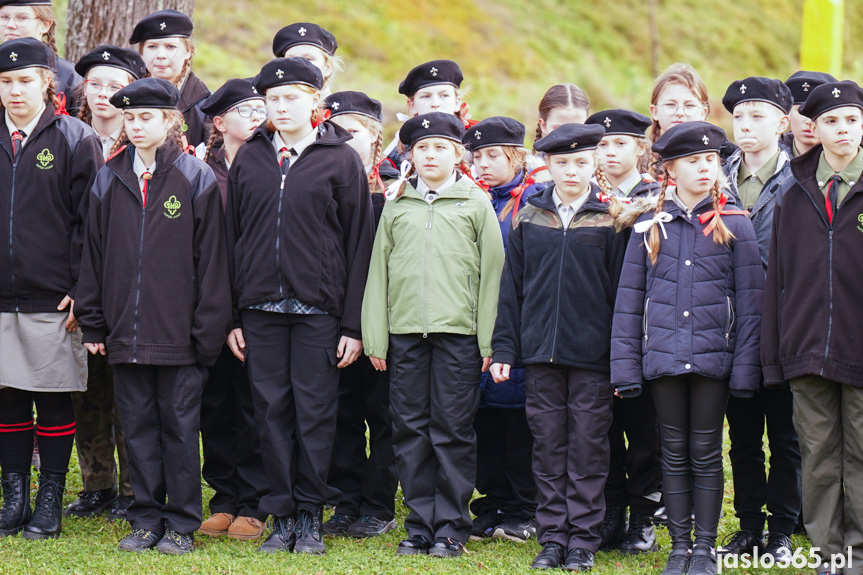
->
xmin=337 ymin=336 xmax=363 ymax=368
xmin=58 ymin=296 xmax=77 ymax=332
xmin=490 ymin=363 xmax=511 ymax=383
xmin=227 ymin=328 xmax=246 ymax=361
xmin=84 ymin=343 xmax=106 ymax=355
xmin=370 ymin=357 xmax=387 ymax=371
xmin=482 ymin=357 xmax=492 ymax=372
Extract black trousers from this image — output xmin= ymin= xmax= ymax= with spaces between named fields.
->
xmin=388 ymin=333 xmax=482 ymax=544
xmin=525 ymin=365 xmax=613 ymax=552
xmin=328 ymin=355 xmax=397 ymax=520
xmin=726 ymin=385 xmax=801 ymax=535
xmin=605 ymin=392 xmax=662 ymax=515
xmin=241 ymin=309 xmax=340 ymax=518
xmin=470 ymin=406 xmax=536 ymax=519
xmin=113 ymin=363 xmax=208 ymax=535
xmin=649 ymin=374 xmax=728 ymax=550
xmin=201 ymin=344 xmax=268 ymax=521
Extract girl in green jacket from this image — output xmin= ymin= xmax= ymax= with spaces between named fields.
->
xmin=362 ymin=112 xmax=504 ymax=558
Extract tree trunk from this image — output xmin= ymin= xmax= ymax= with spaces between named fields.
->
xmin=65 ymin=0 xmax=196 ymax=63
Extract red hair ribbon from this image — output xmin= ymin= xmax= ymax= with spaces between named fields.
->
xmin=370 ymin=157 xmax=397 ymax=194
xmin=697 ymin=193 xmax=749 ymax=236
xmin=312 ymin=108 xmax=332 ymax=128
xmin=596 ymin=192 xmax=631 ymax=204
xmin=510 ymin=166 xmax=548 ymax=216
xmin=106 ymin=144 xmax=127 ymax=162
xmin=459 ymin=164 xmax=490 ymax=192
xmin=180 ymin=134 xmax=195 ymax=155
xmin=54 ymin=92 xmax=69 ymax=116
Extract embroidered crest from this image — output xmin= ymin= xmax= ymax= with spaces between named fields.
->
xmin=702 ymin=135 xmax=710 ymax=145
xmin=276 ymin=69 xmax=284 ymax=79
xmin=570 ymin=142 xmax=578 ymax=149
xmin=603 ymin=117 xmax=612 ymax=128
xmin=856 ymin=213 xmax=863 ymax=234
xmin=332 ymin=102 xmax=339 ymax=110
xmin=833 ymin=88 xmax=842 ymax=98
xmin=9 ymin=52 xmax=17 ymax=62
xmin=123 ymin=96 xmax=130 ymax=105
xmin=739 ymin=84 xmax=747 ymax=94
xmin=474 ymin=131 xmax=481 ymax=140
xmin=181 ymin=121 xmax=188 ymax=133
xmin=298 ymin=27 xmax=307 ymax=36
xmin=163 ymin=195 xmax=181 ymax=219
xmin=36 ymin=148 xmax=54 ymax=170
xmin=802 ymin=82 xmax=811 ymax=92
xmin=160 ymin=22 xmax=167 ymax=30
xmin=430 ymin=67 xmax=438 ymax=77
xmin=422 ymin=119 xmax=430 ymax=129
xmin=102 ymin=51 xmax=111 ymax=60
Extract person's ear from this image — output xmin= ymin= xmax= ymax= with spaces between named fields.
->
xmin=212 ymin=115 xmax=227 ymax=135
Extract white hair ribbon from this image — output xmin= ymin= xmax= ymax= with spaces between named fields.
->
xmin=633 ymin=211 xmax=672 ymax=253
xmin=385 ymin=160 xmax=412 ymax=201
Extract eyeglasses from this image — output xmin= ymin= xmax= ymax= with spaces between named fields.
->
xmin=84 ymin=80 xmax=126 ymax=96
xmin=0 ymin=15 xmax=35 ymax=26
xmin=231 ymin=105 xmax=268 ymax=119
xmin=658 ymin=102 xmax=704 ymax=116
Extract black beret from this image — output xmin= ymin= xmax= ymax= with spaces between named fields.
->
xmin=75 ymin=45 xmax=147 ymax=80
xmin=0 ymin=37 xmax=48 ymax=72
xmin=585 ymin=109 xmax=651 ymax=137
xmin=109 ymin=78 xmax=180 ymax=110
xmin=786 ymin=71 xmax=838 ymax=106
xmin=533 ymin=123 xmax=605 ymax=155
xmin=400 ymin=112 xmax=465 ymax=148
xmin=722 ymin=77 xmax=793 ymax=114
xmin=798 ymin=81 xmax=863 ymax=121
xmin=398 ymin=59 xmax=463 ymax=98
xmin=254 ymin=57 xmax=323 ymax=94
xmin=201 ymin=78 xmax=261 ymax=118
xmin=0 ymin=1 xmax=51 ymax=6
xmin=129 ymin=9 xmax=193 ymax=44
xmin=652 ymin=121 xmax=726 ymax=161
xmin=272 ymin=23 xmax=337 ymax=57
xmin=464 ymin=116 xmax=525 ymax=150
xmin=324 ymin=91 xmax=382 ymax=123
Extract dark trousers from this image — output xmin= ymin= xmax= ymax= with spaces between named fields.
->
xmin=726 ymin=385 xmax=801 ymax=534
xmin=201 ymin=344 xmax=268 ymax=521
xmin=328 ymin=355 xmax=397 ymax=521
xmin=388 ymin=333 xmax=482 ymax=544
xmin=525 ymin=365 xmax=613 ymax=552
xmin=241 ymin=309 xmax=340 ymax=518
xmin=605 ymin=392 xmax=662 ymax=515
xmin=72 ymin=352 xmax=131 ymax=495
xmin=649 ymin=374 xmax=728 ymax=550
xmin=470 ymin=406 xmax=536 ymax=519
xmin=113 ymin=363 xmax=208 ymax=534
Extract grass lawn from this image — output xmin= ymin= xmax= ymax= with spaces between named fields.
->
xmin=0 ymin=424 xmax=820 ymax=575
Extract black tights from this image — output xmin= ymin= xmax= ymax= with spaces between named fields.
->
xmin=0 ymin=389 xmax=75 ymax=475
xmin=649 ymin=375 xmax=729 ymax=550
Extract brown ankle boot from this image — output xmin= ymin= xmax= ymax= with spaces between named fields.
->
xmin=198 ymin=512 xmax=234 ymax=537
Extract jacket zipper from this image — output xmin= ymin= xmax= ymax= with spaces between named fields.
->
xmin=423 ymin=203 xmax=434 ymax=337
xmin=724 ymin=296 xmax=735 ymax=348
xmin=821 ymin=229 xmax=834 ymax=375
xmin=549 ymin=219 xmax=567 ymax=362
xmin=468 ymin=274 xmax=476 ymax=330
xmin=643 ymin=298 xmax=650 ymax=344
xmin=8 ymin=161 xmax=17 ymax=310
xmin=274 ymin=173 xmax=287 ymax=297
xmin=387 ymin=288 xmax=392 ymax=332
xmin=132 ymin=199 xmax=147 ymax=363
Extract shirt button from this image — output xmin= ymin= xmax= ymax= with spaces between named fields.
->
xmin=818 ymin=181 xmax=824 ymax=187
xmin=685 ymin=260 xmax=691 ymax=266
xmin=685 ymin=364 xmax=692 ymax=370
xmin=683 ymin=311 xmax=690 ymax=317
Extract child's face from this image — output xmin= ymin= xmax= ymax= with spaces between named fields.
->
xmin=411 ymin=137 xmax=459 ymax=186
xmin=668 ymin=152 xmax=719 ymax=196
xmin=283 ymin=45 xmax=332 ymax=82
xmin=140 ymin=38 xmax=191 ymax=82
xmin=789 ymin=105 xmax=819 ymax=148
xmin=0 ymin=6 xmax=50 ymax=42
xmin=732 ymin=101 xmax=788 ymax=154
xmin=596 ymin=135 xmax=642 ymax=180
xmin=84 ymin=66 xmax=131 ymax=123
xmin=0 ymin=68 xmax=46 ymax=122
xmin=215 ymin=98 xmax=266 ymax=142
xmin=123 ymin=108 xmax=171 ymax=154
xmin=538 ymin=106 xmax=588 ymax=138
xmin=811 ymin=106 xmax=863 ymax=159
xmin=472 ymin=145 xmax=517 ymax=188
xmin=331 ymin=114 xmax=375 ymax=166
xmin=266 ymin=84 xmax=320 ymax=137
xmin=546 ymin=150 xmax=595 ymax=196
xmin=408 ymin=85 xmax=460 ymax=117
xmin=650 ymin=83 xmax=707 ymax=134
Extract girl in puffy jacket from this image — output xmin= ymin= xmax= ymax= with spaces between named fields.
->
xmin=610 ymin=121 xmax=764 ymax=575
xmin=362 ymin=112 xmax=504 ymax=558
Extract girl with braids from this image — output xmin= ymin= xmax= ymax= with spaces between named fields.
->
xmin=490 ymin=123 xmax=627 ymax=571
xmin=129 ymin=9 xmax=210 ymax=149
xmin=0 ymin=0 xmax=81 ymax=113
xmin=363 ymin=112 xmax=504 ymax=558
xmin=611 ymin=122 xmax=763 ymax=575
xmin=319 ymin=91 xmax=398 ymax=539
xmin=528 ymin=84 xmax=591 ymax=183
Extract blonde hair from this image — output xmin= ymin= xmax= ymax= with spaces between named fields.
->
xmin=32 ymin=7 xmax=57 ymax=54
xmin=323 ymin=52 xmax=344 ymax=86
xmin=486 ymin=146 xmax=530 ymax=220
xmin=331 ymin=113 xmax=384 ymax=191
xmin=137 ymin=37 xmax=195 ymax=87
xmin=76 ymin=69 xmax=136 ymax=127
xmin=109 ymin=109 xmax=185 ymax=157
xmin=393 ymin=139 xmax=469 ymax=198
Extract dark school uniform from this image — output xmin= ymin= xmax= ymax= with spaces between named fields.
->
xmin=179 ymin=72 xmax=211 ymax=149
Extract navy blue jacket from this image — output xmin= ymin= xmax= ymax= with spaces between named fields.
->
xmin=611 ymin=193 xmax=764 ymax=396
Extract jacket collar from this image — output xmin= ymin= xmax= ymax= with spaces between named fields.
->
xmin=0 ymin=105 xmax=60 ymax=159
xmin=248 ymin=120 xmax=353 ymax=157
xmin=397 ymin=172 xmax=474 ymax=202
xmin=108 ymin=140 xmax=184 ymax=198
xmin=661 ymin=189 xmax=722 ymax=221
xmin=528 ymin=182 xmax=609 ymax=215
xmin=178 ymin=72 xmax=211 ymax=112
xmin=489 ymin=173 xmax=523 ymax=201
xmin=790 ymin=143 xmax=863 ymax=224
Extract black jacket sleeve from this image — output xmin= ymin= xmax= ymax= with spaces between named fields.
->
xmin=67 ymin=133 xmax=104 ymax=300
xmin=225 ymin=162 xmax=243 ymax=330
xmin=492 ymin=217 xmax=525 ymax=367
xmin=761 ymin=193 xmax=785 ymax=386
xmin=76 ymin=184 xmax=108 ymax=344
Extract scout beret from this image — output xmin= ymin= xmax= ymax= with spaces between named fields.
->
xmin=398 ymin=59 xmax=463 ymax=98
xmin=0 ymin=1 xmax=51 ymax=6
xmin=533 ymin=123 xmax=605 ymax=155
xmin=75 ymin=45 xmax=147 ymax=80
xmin=722 ymin=77 xmax=793 ymax=114
xmin=253 ymin=57 xmax=324 ymax=93
xmin=109 ymin=78 xmax=180 ymax=110
xmin=585 ymin=109 xmax=651 ymax=137
xmin=785 ymin=71 xmax=838 ymax=106
xmin=324 ymin=91 xmax=382 ymax=123
xmin=0 ymin=37 xmax=49 ymax=72
xmin=400 ymin=112 xmax=465 ymax=148
xmin=201 ymin=78 xmax=261 ymax=118
xmin=798 ymin=81 xmax=863 ymax=121
xmin=464 ymin=116 xmax=525 ymax=151
xmin=652 ymin=121 xmax=726 ymax=161
xmin=272 ymin=23 xmax=338 ymax=57
xmin=129 ymin=9 xmax=193 ymax=44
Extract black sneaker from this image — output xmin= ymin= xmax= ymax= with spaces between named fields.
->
xmin=117 ymin=528 xmax=162 ymax=552
xmin=108 ymin=496 xmax=134 ymax=523
xmin=346 ymin=515 xmax=397 ymax=538
xmin=470 ymin=511 xmax=503 ymax=541
xmin=763 ymin=532 xmax=793 ymax=566
xmin=716 ymin=529 xmax=765 ymax=556
xmin=321 ymin=512 xmax=356 ymax=536
xmin=294 ymin=503 xmax=325 ymax=555
xmin=64 ymin=488 xmax=118 ymax=518
xmin=688 ymin=545 xmax=717 ymax=575
xmin=660 ymin=549 xmax=691 ymax=575
xmin=155 ymin=529 xmax=194 ymax=555
xmin=428 ymin=537 xmax=463 ymax=558
xmin=257 ymin=516 xmax=295 ymax=553
xmin=492 ymin=516 xmax=536 ymax=543
xmin=397 ymin=534 xmax=432 ymax=556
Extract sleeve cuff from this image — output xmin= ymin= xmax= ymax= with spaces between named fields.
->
xmin=729 ymin=388 xmax=755 ymax=398
xmin=492 ymin=351 xmax=517 ymax=367
xmin=762 ymin=365 xmax=785 ymax=386
xmin=615 ymin=383 xmax=643 ymax=398
xmin=81 ymin=328 xmax=107 ymax=344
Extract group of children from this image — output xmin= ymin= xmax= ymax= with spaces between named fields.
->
xmin=0 ymin=3 xmax=861 ymax=575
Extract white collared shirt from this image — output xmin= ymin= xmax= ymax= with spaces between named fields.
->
xmin=132 ymin=149 xmax=156 ymax=196
xmin=273 ymin=126 xmax=319 ymax=169
xmin=5 ymin=103 xmax=46 ymax=147
xmin=99 ymin=127 xmax=122 ymax=160
xmin=416 ymin=171 xmax=457 ymax=204
xmin=553 ymin=188 xmax=589 ymax=229
xmin=615 ymin=171 xmax=642 ymax=197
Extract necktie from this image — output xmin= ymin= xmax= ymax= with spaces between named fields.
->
xmin=11 ymin=130 xmax=25 ymax=161
xmin=142 ymin=171 xmax=152 ymax=207
xmin=825 ymin=174 xmax=842 ymax=224
xmin=279 ymin=147 xmax=296 ymax=176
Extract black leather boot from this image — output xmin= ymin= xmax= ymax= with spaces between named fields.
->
xmin=0 ymin=473 xmax=31 ymax=537
xmin=22 ymin=472 xmax=65 ymax=540
xmin=619 ymin=511 xmax=658 ymax=554
xmin=599 ymin=505 xmax=627 ymax=550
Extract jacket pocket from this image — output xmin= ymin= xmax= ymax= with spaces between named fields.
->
xmin=468 ymin=274 xmax=477 ymax=330
xmin=724 ymin=296 xmax=735 ymax=348
xmin=642 ymin=298 xmax=650 ymax=346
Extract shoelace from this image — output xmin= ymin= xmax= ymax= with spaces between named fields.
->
xmin=31 ymin=481 xmax=61 ymax=521
xmin=267 ymin=516 xmax=293 ymax=551
xmin=164 ymin=530 xmax=190 ymax=548
xmin=129 ymin=528 xmax=153 ymax=539
xmin=719 ymin=530 xmax=754 ymax=550
xmin=666 ymin=553 xmax=690 ymax=570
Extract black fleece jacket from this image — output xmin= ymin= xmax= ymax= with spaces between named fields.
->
xmin=179 ymin=73 xmax=211 ymax=149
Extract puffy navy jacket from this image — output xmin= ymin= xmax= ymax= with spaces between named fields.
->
xmin=611 ymin=193 xmax=764 ymax=396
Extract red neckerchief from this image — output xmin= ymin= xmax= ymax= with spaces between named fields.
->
xmin=54 ymin=92 xmax=69 ymax=116
xmin=370 ymin=157 xmax=397 ymax=194
xmin=596 ymin=191 xmax=631 ymax=204
xmin=460 ymin=164 xmax=490 ymax=192
xmin=509 ymin=166 xmax=548 ymax=216
xmin=312 ymin=108 xmax=331 ymax=128
xmin=697 ymin=192 xmax=749 ymax=236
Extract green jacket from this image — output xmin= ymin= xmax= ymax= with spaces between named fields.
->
xmin=362 ymin=176 xmax=505 ymax=358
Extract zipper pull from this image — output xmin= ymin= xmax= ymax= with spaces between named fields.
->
xmin=280 ymin=174 xmax=286 ymax=191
